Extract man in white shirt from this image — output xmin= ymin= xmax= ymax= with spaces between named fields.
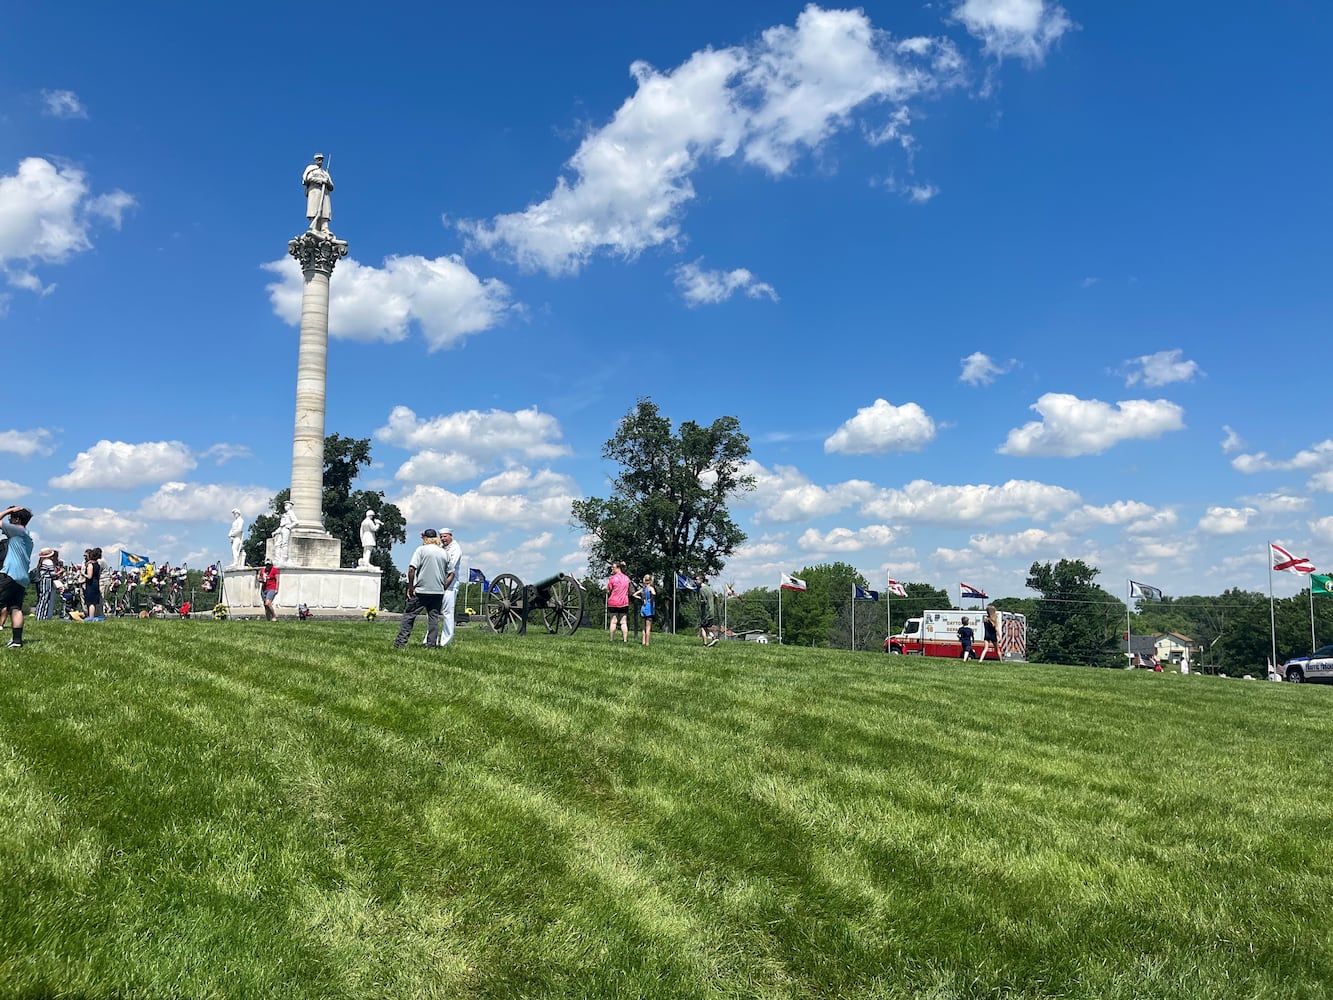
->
xmin=393 ymin=528 xmax=452 ymax=649
xmin=437 ymin=529 xmax=463 ymax=648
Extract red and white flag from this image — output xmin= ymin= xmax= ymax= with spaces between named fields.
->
xmin=780 ymin=573 xmax=807 ymax=592
xmin=886 ymin=579 xmax=907 ymax=598
xmin=724 ymin=583 xmax=739 ymax=599
xmin=1271 ymin=542 xmax=1315 ymax=575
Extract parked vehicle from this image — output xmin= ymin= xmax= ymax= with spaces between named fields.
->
xmin=1282 ymin=644 xmax=1333 ymax=683
xmin=884 ymin=609 xmax=1028 ymax=661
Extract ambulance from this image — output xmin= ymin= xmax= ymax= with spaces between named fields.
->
xmin=884 ymin=609 xmax=1028 ymax=661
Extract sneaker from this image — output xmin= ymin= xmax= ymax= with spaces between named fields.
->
xmin=6 ymin=641 xmax=21 ymax=648
xmin=707 ymin=637 xmax=719 ymax=647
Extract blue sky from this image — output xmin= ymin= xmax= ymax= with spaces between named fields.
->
xmin=3 ymin=0 xmax=1331 ymax=601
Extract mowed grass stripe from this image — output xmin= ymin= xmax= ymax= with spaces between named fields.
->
xmin=0 ymin=619 xmax=1330 ymax=998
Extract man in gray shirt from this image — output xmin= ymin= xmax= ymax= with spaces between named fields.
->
xmin=393 ymin=528 xmax=452 ymax=649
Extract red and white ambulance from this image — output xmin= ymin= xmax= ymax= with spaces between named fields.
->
xmin=884 ymin=609 xmax=1028 ymax=661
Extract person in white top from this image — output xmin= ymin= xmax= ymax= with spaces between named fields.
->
xmin=437 ymin=529 xmax=463 ymax=648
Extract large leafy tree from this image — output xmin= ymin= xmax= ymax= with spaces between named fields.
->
xmin=244 ymin=434 xmax=408 ymax=607
xmin=572 ymin=398 xmax=754 ymax=595
xmin=1025 ymin=558 xmax=1122 ymax=666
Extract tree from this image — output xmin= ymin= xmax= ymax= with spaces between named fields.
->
xmin=1025 ymin=559 xmax=1122 ymax=667
xmin=243 ymin=434 xmax=408 ymax=607
xmin=571 ymin=399 xmax=755 ymax=622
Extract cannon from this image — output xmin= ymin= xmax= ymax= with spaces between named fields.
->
xmin=485 ymin=571 xmax=584 ymax=635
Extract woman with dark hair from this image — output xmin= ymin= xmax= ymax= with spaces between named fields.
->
xmin=35 ymin=548 xmax=60 ymax=620
xmin=83 ymin=547 xmax=104 ymax=621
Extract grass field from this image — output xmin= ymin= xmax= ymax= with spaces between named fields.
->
xmin=1 ymin=619 xmax=1330 ymax=999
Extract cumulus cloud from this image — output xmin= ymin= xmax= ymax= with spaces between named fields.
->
xmin=1313 ymin=517 xmax=1333 ymax=545
xmin=825 ymin=398 xmax=935 ymax=454
xmin=137 ymin=482 xmax=274 ymax=521
xmin=1231 ymin=439 xmax=1333 ymax=475
xmin=1220 ymin=425 xmax=1244 ymax=455
xmin=952 ymin=0 xmax=1073 ymax=63
xmin=739 ymin=461 xmax=877 ymax=523
xmin=43 ymin=503 xmax=145 ymax=541
xmin=264 ymin=253 xmax=514 ymax=351
xmin=965 ymin=527 xmax=1068 ymax=558
xmin=797 ymin=524 xmax=897 ymax=553
xmin=999 ymin=393 xmax=1185 ymax=457
xmin=1197 ymin=505 xmax=1256 ymax=535
xmin=376 ymin=406 xmax=569 ymax=484
xmin=476 ymin=466 xmax=579 ymax=498
xmin=860 ymin=478 xmax=1080 ymax=524
xmin=462 ymin=6 xmax=968 ymax=275
xmin=0 ymin=428 xmax=56 ymax=457
xmin=0 ymin=158 xmax=135 ymax=290
xmin=673 ymin=260 xmax=777 ymax=306
xmin=1123 ymin=348 xmax=1201 ymax=387
xmin=41 ymin=89 xmax=87 ymax=118
xmin=49 ymin=440 xmax=196 ymax=490
xmin=392 ymin=483 xmax=577 ymax=532
xmin=959 ymin=351 xmax=1013 ymax=385
xmin=0 ymin=479 xmax=30 ymax=498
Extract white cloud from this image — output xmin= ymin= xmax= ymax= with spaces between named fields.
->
xmin=825 ymin=398 xmax=936 ymax=454
xmin=392 ymin=483 xmax=577 ymax=532
xmin=0 ymin=479 xmax=30 ymax=498
xmin=1123 ymin=348 xmax=1201 ymax=387
xmin=49 ymin=440 xmax=196 ymax=489
xmin=201 ymin=443 xmax=252 ymax=464
xmin=264 ymin=253 xmax=514 ymax=351
xmin=41 ymin=89 xmax=87 ymax=119
xmin=959 ymin=351 xmax=1012 ymax=385
xmin=137 ymin=482 xmax=275 ymax=522
xmin=673 ymin=260 xmax=777 ymax=306
xmin=376 ymin=406 xmax=570 ymax=482
xmin=881 ymin=176 xmax=940 ymax=203
xmin=952 ymin=0 xmax=1073 ymax=63
xmin=42 ymin=503 xmax=145 ymax=541
xmin=1231 ymin=439 xmax=1333 ymax=475
xmin=0 ymin=158 xmax=134 ymax=280
xmin=462 ymin=6 xmax=966 ymax=275
xmin=740 ymin=461 xmax=877 ymax=523
xmin=999 ymin=393 xmax=1185 ymax=457
xmin=0 ymin=428 xmax=56 ymax=457
xmin=1197 ymin=505 xmax=1256 ymax=535
xmin=1220 ymin=425 xmax=1244 ymax=455
xmin=1247 ymin=492 xmax=1311 ymax=515
xmin=476 ymin=466 xmax=579 ymax=498
xmin=861 ymin=478 xmax=1080 ymax=524
xmin=797 ymin=524 xmax=897 ymax=553
xmin=1312 ymin=517 xmax=1333 ymax=545
xmin=967 ymin=527 xmax=1068 ymax=557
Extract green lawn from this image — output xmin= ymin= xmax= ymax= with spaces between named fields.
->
xmin=1 ymin=620 xmax=1330 ymax=999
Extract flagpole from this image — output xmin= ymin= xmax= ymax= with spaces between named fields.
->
xmin=1311 ymin=577 xmax=1317 ymax=656
xmin=1126 ymin=579 xmax=1132 ymax=668
xmin=1269 ymin=541 xmax=1278 ymax=674
xmin=850 ymin=582 xmax=855 ymax=651
xmin=672 ymin=573 xmax=677 ymax=636
xmin=778 ymin=576 xmax=783 ymax=645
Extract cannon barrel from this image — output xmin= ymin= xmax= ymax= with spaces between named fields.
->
xmin=529 ymin=572 xmax=570 ymax=593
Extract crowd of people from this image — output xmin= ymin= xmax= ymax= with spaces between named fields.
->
xmin=605 ymin=564 xmax=718 ymax=649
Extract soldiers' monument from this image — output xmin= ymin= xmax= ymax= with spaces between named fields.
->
xmin=222 ymin=155 xmax=382 ymax=616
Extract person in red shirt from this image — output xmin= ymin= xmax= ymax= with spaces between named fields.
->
xmin=256 ymin=560 xmax=280 ymax=621
xmin=606 ymin=561 xmax=631 ymax=644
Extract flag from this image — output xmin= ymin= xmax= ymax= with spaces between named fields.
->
xmin=468 ymin=567 xmax=488 ymax=587
xmin=886 ymin=579 xmax=907 ymax=598
xmin=960 ymin=582 xmax=987 ymax=600
xmin=780 ymin=573 xmax=807 ymax=592
xmin=121 ymin=551 xmax=150 ymax=568
xmin=675 ymin=573 xmax=699 ymax=591
xmin=1271 ymin=542 xmax=1315 ymax=575
xmin=1129 ymin=580 xmax=1163 ymax=602
xmin=1313 ymin=573 xmax=1333 ymax=596
xmin=854 ymin=585 xmax=879 ymax=602
xmin=724 ymin=583 xmax=739 ymax=599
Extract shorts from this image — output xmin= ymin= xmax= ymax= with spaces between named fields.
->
xmin=0 ymin=574 xmax=25 ymax=610
xmin=262 ymin=589 xmax=278 ymax=604
xmin=608 ymin=605 xmax=629 ymax=618
xmin=984 ymin=621 xmax=998 ymax=643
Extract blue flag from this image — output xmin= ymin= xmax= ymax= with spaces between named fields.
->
xmin=468 ymin=567 xmax=487 ymax=588
xmin=676 ymin=572 xmax=699 ymax=591
xmin=854 ymin=585 xmax=880 ymax=602
xmin=121 ymin=551 xmax=150 ymax=568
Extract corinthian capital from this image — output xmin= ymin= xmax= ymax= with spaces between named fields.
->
xmin=288 ymin=232 xmax=349 ymax=275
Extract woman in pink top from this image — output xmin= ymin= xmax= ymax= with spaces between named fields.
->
xmin=606 ymin=561 xmax=631 ymax=643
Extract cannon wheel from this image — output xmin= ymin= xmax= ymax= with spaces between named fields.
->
xmin=540 ymin=576 xmax=584 ymax=635
xmin=487 ymin=573 xmax=527 ymax=635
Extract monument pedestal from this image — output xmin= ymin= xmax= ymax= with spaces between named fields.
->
xmin=221 ymin=564 xmax=382 ymax=619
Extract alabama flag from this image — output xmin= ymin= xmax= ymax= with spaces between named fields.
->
xmin=780 ymin=573 xmax=807 ymax=592
xmin=1271 ymin=542 xmax=1315 ymax=575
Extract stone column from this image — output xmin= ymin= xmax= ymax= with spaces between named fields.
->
xmin=286 ymin=232 xmax=348 ymax=530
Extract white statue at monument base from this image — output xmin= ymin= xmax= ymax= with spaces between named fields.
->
xmin=228 ymin=508 xmax=245 ymax=568
xmin=359 ymin=510 xmax=382 ymax=568
xmin=274 ymin=500 xmax=297 ymax=564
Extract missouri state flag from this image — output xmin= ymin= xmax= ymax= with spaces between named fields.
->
xmin=960 ymin=582 xmax=988 ymax=600
xmin=854 ymin=584 xmax=879 ymax=602
xmin=121 ymin=551 xmax=151 ymax=568
xmin=780 ymin=573 xmax=807 ymax=592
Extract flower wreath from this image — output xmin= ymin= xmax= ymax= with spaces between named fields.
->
xmin=364 ymin=607 xmax=378 ymax=621
xmin=212 ymin=604 xmax=229 ymax=620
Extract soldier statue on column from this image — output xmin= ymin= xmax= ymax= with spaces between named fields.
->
xmin=303 ymin=153 xmax=334 ymax=236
